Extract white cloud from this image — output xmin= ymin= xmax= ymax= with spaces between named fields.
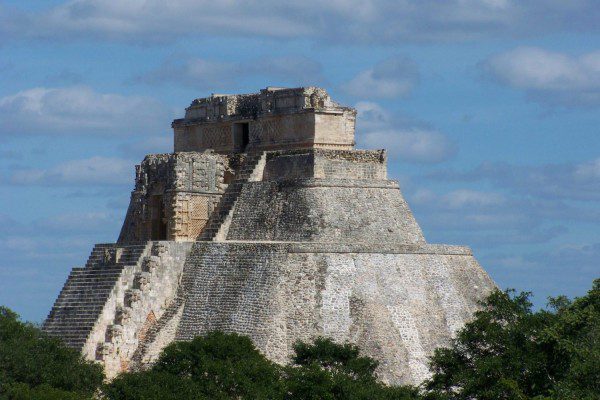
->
xmin=361 ymin=129 xmax=454 ymax=163
xmin=37 ymin=211 xmax=121 ymax=234
xmin=8 ymin=156 xmax=133 ymax=186
xmin=0 ymin=86 xmax=170 ymax=135
xmin=575 ymin=158 xmax=600 ymax=180
xmin=482 ymin=47 xmax=600 ymax=107
xmin=442 ymin=189 xmax=505 ymax=209
xmin=121 ymin=136 xmax=172 ymax=158
xmin=2 ymin=1 xmax=598 ymax=45
xmin=343 ymin=56 xmax=419 ymax=98
xmin=354 ymin=102 xmax=391 ymax=130
xmin=138 ymin=55 xmax=323 ymax=90
xmin=428 ymin=158 xmax=600 ymax=201
xmin=355 ymin=101 xmax=456 ymax=163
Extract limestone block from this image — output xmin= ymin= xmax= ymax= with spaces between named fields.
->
xmin=115 ymin=306 xmax=132 ymax=325
xmin=106 ymin=324 xmax=123 ymax=343
xmin=134 ymin=272 xmax=151 ymax=291
xmin=125 ymin=289 xmax=142 ymax=307
xmin=96 ymin=343 xmax=114 ymax=360
xmin=142 ymin=256 xmax=159 ymax=273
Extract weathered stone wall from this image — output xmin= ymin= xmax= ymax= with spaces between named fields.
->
xmin=262 ymin=149 xmax=387 ymax=181
xmin=172 ymin=242 xmax=495 ymax=385
xmin=175 ymin=112 xmax=356 ymax=153
xmin=174 ymin=123 xmax=234 ymax=153
xmin=225 ymin=178 xmax=425 ymax=244
xmin=118 ymin=152 xmax=229 ymax=243
xmin=173 ymin=87 xmax=356 ymax=153
xmin=314 ymin=111 xmax=356 ymax=148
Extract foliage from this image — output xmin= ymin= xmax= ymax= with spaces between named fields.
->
xmin=3 ymin=278 xmax=598 ymax=399
xmin=104 ymin=333 xmax=418 ymax=400
xmin=104 ymin=331 xmax=285 ymax=400
xmin=422 ymin=279 xmax=600 ymax=400
xmin=0 ymin=306 xmax=104 ymax=400
xmin=286 ymin=337 xmax=419 ymax=399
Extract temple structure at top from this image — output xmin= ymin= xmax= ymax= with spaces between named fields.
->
xmin=172 ymin=87 xmax=356 ymax=153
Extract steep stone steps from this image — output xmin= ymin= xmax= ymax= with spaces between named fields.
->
xmin=199 ymin=152 xmax=265 ymax=241
xmin=42 ymin=243 xmax=151 ymax=350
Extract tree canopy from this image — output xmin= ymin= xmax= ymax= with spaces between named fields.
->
xmin=104 ymin=332 xmax=417 ymax=400
xmin=1 ymin=277 xmax=597 ymax=399
xmin=423 ymin=279 xmax=600 ymax=400
xmin=0 ymin=307 xmax=104 ymax=400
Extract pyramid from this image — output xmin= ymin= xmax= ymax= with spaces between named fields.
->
xmin=43 ymin=87 xmax=495 ymax=384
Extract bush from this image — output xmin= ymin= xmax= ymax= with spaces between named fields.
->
xmin=104 ymin=331 xmax=285 ymax=400
xmin=104 ymin=333 xmax=418 ymax=400
xmin=0 ymin=307 xmax=104 ymax=399
xmin=422 ymin=279 xmax=600 ymax=400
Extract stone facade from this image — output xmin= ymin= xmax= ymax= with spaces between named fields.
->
xmin=43 ymin=86 xmax=496 ymax=385
xmin=118 ymin=152 xmax=230 ymax=243
xmin=173 ymin=87 xmax=356 ymax=153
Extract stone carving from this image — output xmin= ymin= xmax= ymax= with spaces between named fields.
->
xmin=42 ymin=87 xmax=496 ymax=385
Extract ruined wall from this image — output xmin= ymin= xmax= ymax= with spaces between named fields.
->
xmin=118 ymin=152 xmax=229 ymax=243
xmin=262 ymin=149 xmax=387 ymax=181
xmin=173 ymin=87 xmax=356 ymax=153
xmin=226 ymin=179 xmax=425 ymax=244
xmin=175 ymin=112 xmax=356 ymax=153
xmin=171 ymin=242 xmax=495 ymax=385
xmin=174 ymin=123 xmax=233 ymax=153
xmin=314 ymin=111 xmax=356 ymax=148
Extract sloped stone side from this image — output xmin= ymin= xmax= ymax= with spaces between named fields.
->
xmin=174 ymin=242 xmax=495 ymax=385
xmin=226 ymin=179 xmax=425 ymax=244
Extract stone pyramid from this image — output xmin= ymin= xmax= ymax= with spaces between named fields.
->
xmin=43 ymin=87 xmax=495 ymax=384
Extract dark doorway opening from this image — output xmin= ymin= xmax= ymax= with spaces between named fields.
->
xmin=150 ymin=195 xmax=167 ymax=240
xmin=233 ymin=122 xmax=250 ymax=151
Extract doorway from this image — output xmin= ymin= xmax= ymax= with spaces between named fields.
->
xmin=150 ymin=195 xmax=167 ymax=240
xmin=233 ymin=122 xmax=250 ymax=151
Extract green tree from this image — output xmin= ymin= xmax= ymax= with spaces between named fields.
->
xmin=0 ymin=306 xmax=104 ymax=400
xmin=104 ymin=331 xmax=285 ymax=400
xmin=104 ymin=333 xmax=419 ymax=400
xmin=422 ymin=279 xmax=600 ymax=400
xmin=285 ymin=337 xmax=419 ymax=400
xmin=544 ymin=280 xmax=600 ymax=399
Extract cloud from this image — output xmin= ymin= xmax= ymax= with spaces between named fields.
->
xmin=7 ymin=156 xmax=133 ymax=186
xmin=2 ymin=1 xmax=598 ymax=45
xmin=120 ymin=136 xmax=172 ymax=158
xmin=361 ymin=129 xmax=455 ymax=163
xmin=342 ymin=56 xmax=419 ymax=99
xmin=483 ymin=241 xmax=600 ymax=303
xmin=407 ymin=186 xmax=581 ymax=250
xmin=410 ymin=158 xmax=600 ymax=249
xmin=138 ymin=55 xmax=323 ymax=90
xmin=481 ymin=47 xmax=600 ymax=108
xmin=355 ymin=102 xmax=456 ymax=163
xmin=0 ymin=86 xmax=170 ymax=136
xmin=410 ymin=188 xmax=534 ymax=231
xmin=427 ymin=159 xmax=600 ymax=202
xmin=36 ymin=211 xmax=121 ymax=234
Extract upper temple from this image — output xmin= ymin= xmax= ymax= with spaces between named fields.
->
xmin=172 ymin=86 xmax=357 ymax=153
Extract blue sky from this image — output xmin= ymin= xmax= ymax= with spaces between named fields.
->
xmin=1 ymin=0 xmax=599 ymax=322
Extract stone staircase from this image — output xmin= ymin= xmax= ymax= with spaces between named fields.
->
xmin=129 ymin=295 xmax=184 ymax=369
xmin=42 ymin=243 xmax=151 ymax=350
xmin=199 ymin=151 xmax=266 ymax=241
